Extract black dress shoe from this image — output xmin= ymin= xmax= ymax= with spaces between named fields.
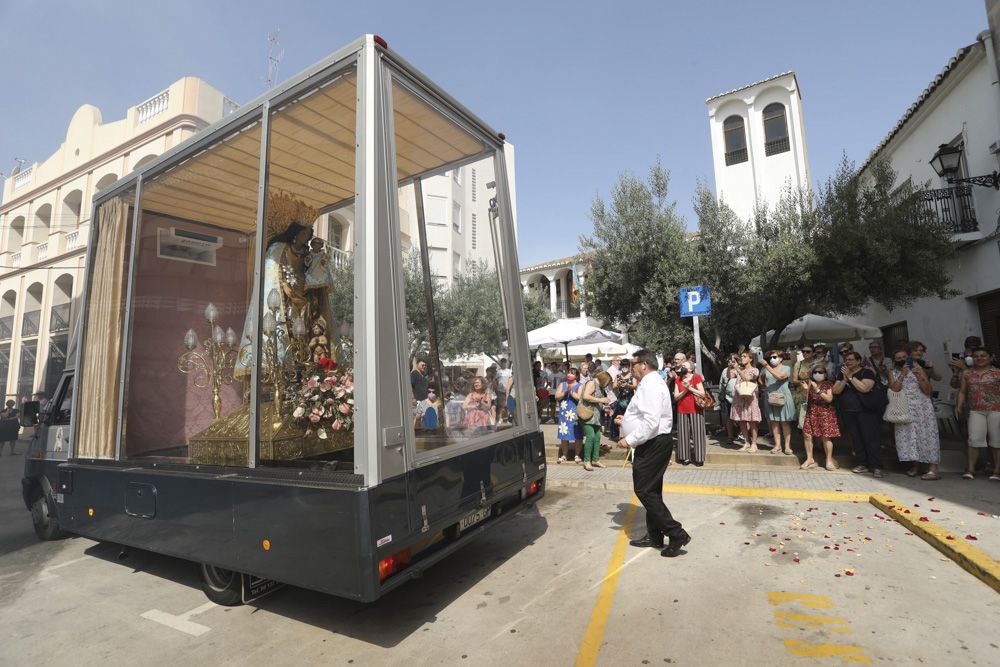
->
xmin=693 ymin=461 xmax=704 ymax=467
xmin=679 ymin=459 xmax=691 ymax=466
xmin=661 ymin=531 xmax=691 ymax=558
xmin=629 ymin=535 xmax=664 ymax=548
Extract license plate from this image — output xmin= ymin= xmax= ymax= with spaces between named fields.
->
xmin=241 ymin=574 xmax=282 ymax=603
xmin=459 ymin=506 xmax=491 ymax=531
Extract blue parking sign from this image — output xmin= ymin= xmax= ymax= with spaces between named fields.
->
xmin=679 ymin=286 xmax=711 ymax=317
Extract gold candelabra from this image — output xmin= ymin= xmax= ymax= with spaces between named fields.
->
xmin=177 ymin=303 xmax=238 ymax=420
xmin=259 ymin=287 xmax=311 ymax=417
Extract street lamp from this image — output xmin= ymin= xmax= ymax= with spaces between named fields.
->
xmin=929 ymin=144 xmax=1000 ymax=189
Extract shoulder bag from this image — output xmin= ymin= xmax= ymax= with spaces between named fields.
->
xmin=883 ymin=387 xmax=912 ymax=424
xmin=736 ymin=381 xmax=757 ymax=397
xmin=695 ymin=391 xmax=716 ymax=410
xmin=767 ymin=392 xmax=786 ymax=407
xmin=576 ymin=380 xmax=595 ymax=421
xmin=856 ymin=370 xmax=889 ymax=414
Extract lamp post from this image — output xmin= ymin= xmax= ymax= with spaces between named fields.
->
xmin=177 ymin=303 xmax=239 ymax=420
xmin=929 ymin=144 xmax=1000 ymax=189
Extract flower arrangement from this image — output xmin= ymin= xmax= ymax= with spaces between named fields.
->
xmin=285 ymin=360 xmax=355 ymax=441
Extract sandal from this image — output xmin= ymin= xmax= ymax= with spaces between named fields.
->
xmin=748 ymin=446 xmax=759 ymax=453
xmin=905 ymin=468 xmax=919 ymax=478
xmin=825 ymin=461 xmax=839 ymax=471
xmin=593 ymin=461 xmax=606 ymax=468
xmin=961 ymin=471 xmax=974 ymax=480
xmin=920 ymin=472 xmax=941 ymax=481
xmin=800 ymin=461 xmax=817 ymax=470
xmin=583 ymin=464 xmax=594 ymax=472
xmin=989 ymin=474 xmax=1000 ymax=481
xmin=574 ymin=456 xmax=583 ymax=463
xmin=738 ymin=445 xmax=751 ymax=452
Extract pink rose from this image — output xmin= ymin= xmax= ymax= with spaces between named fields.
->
xmin=332 ymin=419 xmax=342 ymax=431
xmin=339 ymin=403 xmax=351 ymax=415
xmin=309 ymin=414 xmax=320 ymax=423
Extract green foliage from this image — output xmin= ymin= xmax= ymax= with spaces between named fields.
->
xmin=584 ymin=157 xmax=957 ymax=359
xmin=579 ymin=158 xmax=694 ymax=354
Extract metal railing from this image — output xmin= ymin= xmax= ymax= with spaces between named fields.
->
xmin=49 ymin=303 xmax=70 ymax=332
xmin=765 ymin=137 xmax=790 ymax=156
xmin=725 ymin=148 xmax=748 ymax=166
xmin=919 ymin=185 xmax=979 ymax=234
xmin=21 ymin=310 xmax=40 ymax=337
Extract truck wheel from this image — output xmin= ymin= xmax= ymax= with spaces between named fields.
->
xmin=30 ymin=489 xmax=64 ymax=541
xmin=199 ymin=563 xmax=243 ymax=606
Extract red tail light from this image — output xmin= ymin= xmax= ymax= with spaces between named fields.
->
xmin=378 ymin=547 xmax=412 ymax=582
xmin=373 ymin=35 xmax=388 ymax=49
xmin=527 ymin=481 xmax=541 ymax=497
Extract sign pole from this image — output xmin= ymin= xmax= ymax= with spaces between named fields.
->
xmin=692 ymin=315 xmax=703 ymax=375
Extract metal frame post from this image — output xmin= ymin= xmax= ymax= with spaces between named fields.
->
xmin=248 ymin=103 xmax=272 ymax=469
xmin=112 ymin=175 xmax=143 ymax=461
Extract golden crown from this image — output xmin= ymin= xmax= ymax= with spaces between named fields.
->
xmin=265 ymin=191 xmax=319 ymax=240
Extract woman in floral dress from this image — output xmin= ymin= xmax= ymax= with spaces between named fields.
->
xmin=462 ymin=377 xmax=495 ymax=430
xmin=887 ymin=349 xmax=940 ymax=480
xmin=800 ymin=367 xmax=840 ymax=470
xmin=555 ymin=370 xmax=583 ymax=463
xmin=730 ymin=351 xmax=762 ymax=452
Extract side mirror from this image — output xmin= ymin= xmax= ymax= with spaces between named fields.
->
xmin=20 ymin=401 xmax=40 ymax=427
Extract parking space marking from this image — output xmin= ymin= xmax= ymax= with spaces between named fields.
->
xmin=35 ymin=556 xmax=90 ymax=583
xmin=574 ymin=495 xmax=639 ymax=667
xmin=141 ymin=601 xmax=217 ymax=637
xmin=769 ymin=592 xmax=871 ymax=664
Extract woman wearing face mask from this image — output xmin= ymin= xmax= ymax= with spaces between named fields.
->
xmin=909 ymin=341 xmax=943 ymax=382
xmin=730 ymin=351 xmax=762 ymax=452
xmin=887 ymin=346 xmax=940 ymax=480
xmin=762 ymin=349 xmax=795 ymax=455
xmin=673 ymin=361 xmax=708 ymax=466
xmin=833 ymin=352 xmax=884 ymax=477
xmin=956 ymin=347 xmax=1000 ymax=480
xmin=555 ymin=369 xmax=583 ymax=463
xmin=800 ymin=366 xmax=839 ymax=470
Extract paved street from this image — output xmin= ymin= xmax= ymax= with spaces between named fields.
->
xmin=2 ymin=445 xmax=999 ymax=666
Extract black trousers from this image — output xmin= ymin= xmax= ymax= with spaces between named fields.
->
xmin=843 ymin=410 xmax=882 ymax=469
xmin=631 ymin=433 xmax=684 ymax=541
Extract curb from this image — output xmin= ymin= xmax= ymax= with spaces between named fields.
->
xmin=870 ymin=493 xmax=1000 ymax=594
xmin=546 ymin=477 xmax=870 ymax=502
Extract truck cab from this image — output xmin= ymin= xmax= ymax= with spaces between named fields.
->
xmin=21 ymin=368 xmax=74 ymax=540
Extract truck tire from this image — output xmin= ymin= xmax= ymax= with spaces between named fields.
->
xmin=199 ymin=563 xmax=243 ymax=606
xmin=30 ymin=488 xmax=65 ymax=541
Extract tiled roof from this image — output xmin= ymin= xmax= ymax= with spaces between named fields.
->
xmin=859 ymin=42 xmax=979 ymax=175
xmin=706 ymin=71 xmax=796 ymax=104
xmin=520 ymin=252 xmax=592 ymax=274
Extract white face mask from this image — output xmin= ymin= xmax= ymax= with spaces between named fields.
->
xmin=812 ymin=373 xmax=825 ymax=381
xmin=769 ymin=357 xmax=780 ymax=366
xmin=965 ymin=356 xmax=974 ymax=367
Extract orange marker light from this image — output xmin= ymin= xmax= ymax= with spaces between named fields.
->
xmin=262 ymin=539 xmax=271 ymax=551
xmin=87 ymin=508 xmax=94 ymax=517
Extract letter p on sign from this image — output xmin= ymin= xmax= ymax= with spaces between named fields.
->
xmin=679 ymin=286 xmax=711 ymax=317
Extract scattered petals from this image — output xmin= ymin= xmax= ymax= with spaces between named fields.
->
xmin=930 ymin=509 xmax=940 ymax=513
xmin=793 ymin=557 xmax=800 ymax=563
xmin=918 ymin=517 xmax=929 ymax=522
xmin=965 ymin=535 xmax=979 ymax=541
xmin=769 ymin=547 xmax=777 ymax=552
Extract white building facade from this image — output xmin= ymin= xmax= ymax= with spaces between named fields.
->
xmin=857 ymin=32 xmax=1000 ymax=387
xmin=706 ymin=72 xmax=811 ymax=221
xmin=0 ymin=77 xmax=236 ymax=402
xmin=520 ymin=254 xmax=594 ymax=323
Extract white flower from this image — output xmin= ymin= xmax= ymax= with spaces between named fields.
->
xmin=292 ymin=406 xmax=305 ymax=418
xmin=558 ymin=423 xmax=568 ymax=435
xmin=317 ymin=428 xmax=328 ymax=440
xmin=560 ymin=400 xmax=568 ymax=410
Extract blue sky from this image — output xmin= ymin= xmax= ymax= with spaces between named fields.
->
xmin=0 ymin=1 xmax=989 ymax=266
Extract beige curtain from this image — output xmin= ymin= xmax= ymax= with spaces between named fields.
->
xmin=76 ymin=196 xmax=130 ymax=458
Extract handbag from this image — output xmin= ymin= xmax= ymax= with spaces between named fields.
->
xmin=576 ymin=402 xmax=595 ymax=421
xmin=736 ymin=381 xmax=757 ymax=397
xmin=767 ymin=392 xmax=786 ymax=407
xmin=695 ymin=392 xmax=716 ymax=410
xmin=883 ymin=388 xmax=913 ymax=424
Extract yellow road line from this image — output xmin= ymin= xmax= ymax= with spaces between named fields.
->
xmin=870 ymin=494 xmax=1000 ymax=594
xmin=662 ymin=484 xmax=870 ymax=503
xmin=574 ymin=495 xmax=639 ymax=667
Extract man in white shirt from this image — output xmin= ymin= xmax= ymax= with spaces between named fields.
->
xmin=616 ymin=349 xmax=691 ymax=557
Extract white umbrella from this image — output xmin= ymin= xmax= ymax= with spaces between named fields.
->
xmin=527 ymin=320 xmax=623 ymax=360
xmin=767 ymin=314 xmax=882 ymax=346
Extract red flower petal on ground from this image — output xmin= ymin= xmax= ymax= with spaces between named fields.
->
xmin=903 ymin=509 xmax=911 ymax=514
xmin=927 ymin=497 xmax=935 ymax=501
xmin=719 ymin=522 xmax=725 ymax=525
xmin=946 ymin=536 xmax=955 ymax=540
xmin=793 ymin=557 xmax=800 ymax=563
xmin=769 ymin=547 xmax=777 ymax=552
xmin=782 ymin=551 xmax=788 ymax=555
xmin=905 ymin=532 xmax=914 ymax=536
xmin=831 ymin=512 xmax=838 ymax=516
xmin=965 ymin=535 xmax=979 ymax=541
xmin=744 ymin=542 xmax=750 ymax=545
xmin=918 ymin=517 xmax=929 ymax=522
xmin=845 ymin=571 xmax=854 ymax=576
xmin=835 ymin=573 xmax=842 ymax=577
xmin=930 ymin=509 xmax=940 ymax=513
xmin=864 ymin=537 xmax=872 ymax=541
xmin=856 ymin=516 xmax=863 ymax=519
xmin=977 ymin=512 xmax=989 ymax=516
xmin=824 ymin=546 xmax=831 ymax=550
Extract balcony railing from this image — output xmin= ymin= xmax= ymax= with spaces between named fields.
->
xmin=49 ymin=303 xmax=70 ymax=333
xmin=0 ymin=316 xmax=12 ymax=341
xmin=65 ymin=230 xmax=80 ymax=249
xmin=10 ymin=252 xmax=21 ymax=268
xmin=765 ymin=137 xmax=790 ymax=156
xmin=725 ymin=148 xmax=748 ymax=166
xmin=22 ymin=310 xmax=40 ymax=337
xmin=329 ymin=247 xmax=350 ymax=269
xmin=919 ymin=185 xmax=979 ymax=234
xmin=137 ymin=89 xmax=170 ymax=124
xmin=37 ymin=242 xmax=48 ymax=261
xmin=13 ymin=167 xmax=33 ymax=190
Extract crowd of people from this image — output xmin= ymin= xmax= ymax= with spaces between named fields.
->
xmin=410 ymin=357 xmax=517 ymax=433
xmin=533 ymin=336 xmax=1000 ymax=481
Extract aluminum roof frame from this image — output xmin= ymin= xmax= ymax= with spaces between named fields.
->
xmin=92 ymin=35 xmax=506 ymax=209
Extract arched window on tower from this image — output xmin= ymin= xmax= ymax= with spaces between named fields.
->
xmin=763 ymin=103 xmax=790 ymax=156
xmin=723 ymin=115 xmax=748 ymax=166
